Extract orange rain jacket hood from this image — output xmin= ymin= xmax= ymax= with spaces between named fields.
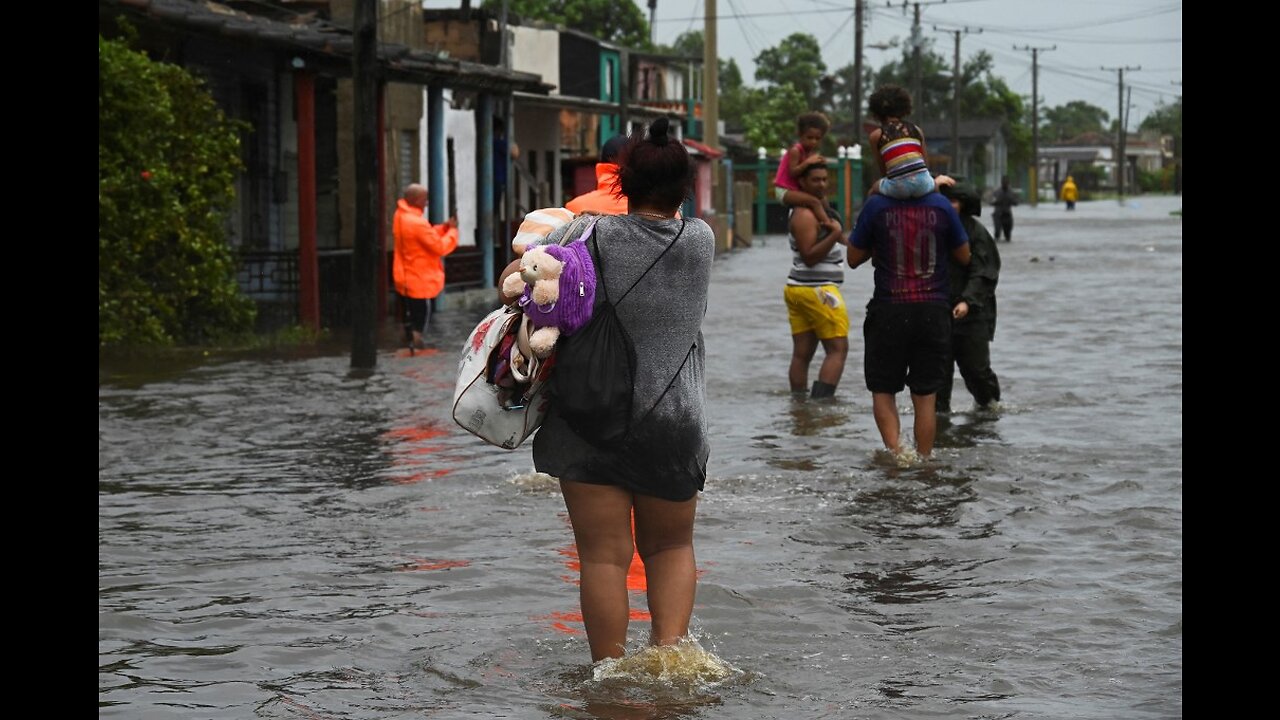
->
xmin=565 ymin=163 xmax=628 ymax=215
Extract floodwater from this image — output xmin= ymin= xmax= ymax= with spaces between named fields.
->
xmin=100 ymin=197 xmax=1182 ymax=719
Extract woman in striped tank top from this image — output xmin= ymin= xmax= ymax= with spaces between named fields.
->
xmin=868 ymin=84 xmax=949 ymax=199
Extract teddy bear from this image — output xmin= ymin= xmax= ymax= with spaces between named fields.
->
xmin=501 ymin=241 xmax=597 ymax=358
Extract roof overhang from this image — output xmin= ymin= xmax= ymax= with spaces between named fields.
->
xmin=102 ymin=0 xmax=550 ymax=94
xmin=513 ymin=91 xmax=685 ymax=120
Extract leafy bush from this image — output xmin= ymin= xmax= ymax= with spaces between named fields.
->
xmin=99 ymin=32 xmax=254 ymax=347
xmin=1138 ymin=167 xmax=1176 ymax=193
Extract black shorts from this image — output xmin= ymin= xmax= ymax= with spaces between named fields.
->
xmin=863 ymin=302 xmax=951 ymax=395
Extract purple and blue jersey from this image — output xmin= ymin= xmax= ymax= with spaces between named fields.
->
xmin=849 ymin=194 xmax=969 ymax=305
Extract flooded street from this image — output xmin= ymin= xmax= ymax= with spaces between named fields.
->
xmin=100 ymin=196 xmax=1182 ymax=719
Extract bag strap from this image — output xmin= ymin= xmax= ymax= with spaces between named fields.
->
xmin=563 ymin=215 xmax=600 ymax=247
xmin=591 ymin=218 xmax=687 ymax=307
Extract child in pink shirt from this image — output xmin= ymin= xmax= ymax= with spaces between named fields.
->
xmin=776 ymin=112 xmax=839 ymax=235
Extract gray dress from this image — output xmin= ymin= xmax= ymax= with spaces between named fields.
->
xmin=532 ymin=214 xmax=714 ymax=501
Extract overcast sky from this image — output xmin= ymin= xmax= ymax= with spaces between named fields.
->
xmin=422 ymin=1 xmax=1182 ymax=127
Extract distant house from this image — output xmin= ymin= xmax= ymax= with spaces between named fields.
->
xmin=1038 ymin=131 xmax=1166 ymax=194
xmin=918 ymin=118 xmax=1010 ymax=191
xmin=424 ymin=8 xmax=691 ymax=219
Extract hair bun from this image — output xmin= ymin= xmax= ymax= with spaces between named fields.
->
xmin=648 ymin=117 xmax=670 ymax=144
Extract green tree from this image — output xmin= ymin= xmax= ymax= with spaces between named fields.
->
xmin=1140 ymin=96 xmax=1181 ymax=142
xmin=486 ymin=0 xmax=651 ymax=48
xmin=1140 ymin=96 xmax=1181 ymax=192
xmin=666 ymin=30 xmax=704 ymax=58
xmin=1042 ymin=100 xmax=1111 ymax=141
xmin=754 ymin=33 xmax=827 ymax=109
xmin=871 ymin=47 xmax=1030 ymax=172
xmin=872 ymin=47 xmax=1021 ymax=124
xmin=828 ymin=62 xmax=866 ymax=120
xmin=742 ymin=85 xmax=807 ymax=151
xmin=99 ymin=33 xmax=254 ymax=347
xmin=870 ymin=40 xmax=952 ymax=120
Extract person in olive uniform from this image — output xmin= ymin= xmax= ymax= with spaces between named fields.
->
xmin=938 ymin=181 xmax=1001 ymax=413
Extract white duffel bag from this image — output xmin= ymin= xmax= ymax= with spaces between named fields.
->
xmin=452 ymin=305 xmax=551 ymax=449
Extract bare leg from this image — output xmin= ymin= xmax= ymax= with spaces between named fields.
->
xmin=816 ymin=336 xmax=848 ymax=387
xmin=910 ymin=392 xmax=938 ymax=457
xmin=633 ymin=493 xmax=698 ymax=647
xmin=560 ymin=480 xmax=636 ymax=661
xmin=871 ymin=392 xmax=901 ymax=453
xmin=789 ymin=331 xmax=818 ymax=392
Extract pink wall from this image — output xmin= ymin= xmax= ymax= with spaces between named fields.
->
xmin=695 ymin=160 xmax=713 ymax=216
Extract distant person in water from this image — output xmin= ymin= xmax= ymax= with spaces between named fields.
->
xmin=1061 ymin=175 xmax=1079 ymax=210
xmin=991 ymin=175 xmax=1017 ymax=242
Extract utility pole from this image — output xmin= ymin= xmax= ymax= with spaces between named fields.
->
xmin=351 ymin=0 xmax=378 ymax=370
xmin=703 ymin=0 xmax=718 ymax=150
xmin=1016 ymin=44 xmax=1054 ymax=206
xmin=853 ymin=0 xmax=863 ymax=143
xmin=936 ymin=24 xmax=980 ymax=177
xmin=904 ymin=1 xmax=951 ymax=125
xmin=1171 ymin=80 xmax=1182 ymax=195
xmin=648 ymin=0 xmax=657 ymax=46
xmin=911 ymin=3 xmax=922 ymax=122
xmin=1102 ymin=64 xmax=1140 ymax=200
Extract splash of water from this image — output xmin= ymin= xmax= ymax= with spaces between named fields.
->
xmin=507 ymin=471 xmax=561 ymax=493
xmin=872 ymin=446 xmax=928 ymax=469
xmin=590 ymin=636 xmax=741 ymax=690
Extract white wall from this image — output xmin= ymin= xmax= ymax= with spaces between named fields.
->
xmin=663 ymin=67 xmax=683 ymax=101
xmin=446 ymin=105 xmax=477 ymax=247
xmin=511 ymin=26 xmax=560 ymax=93
xmin=418 ymin=90 xmax=478 ymax=247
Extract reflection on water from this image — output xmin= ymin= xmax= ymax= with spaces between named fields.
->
xmin=784 ymin=397 xmax=852 ymax=437
xmin=101 ymin=198 xmax=1182 ymax=718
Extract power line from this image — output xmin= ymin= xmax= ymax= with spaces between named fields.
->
xmin=655 ymin=8 xmax=857 ymax=23
xmin=725 ymin=0 xmax=762 ymax=57
xmin=938 ymin=3 xmax=1180 ymax=34
xmin=822 ymin=12 xmax=857 ymax=51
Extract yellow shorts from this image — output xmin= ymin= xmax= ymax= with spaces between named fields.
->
xmin=774 ymin=186 xmax=790 ymax=202
xmin=784 ymin=284 xmax=849 ymax=339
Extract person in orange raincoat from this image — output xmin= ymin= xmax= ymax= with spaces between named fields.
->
xmin=393 ymin=184 xmax=458 ymax=349
xmin=565 ymin=135 xmax=629 ymax=215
